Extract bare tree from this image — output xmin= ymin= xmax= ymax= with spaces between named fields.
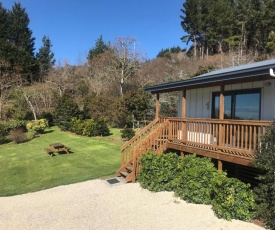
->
xmin=108 ymin=37 xmax=145 ymax=96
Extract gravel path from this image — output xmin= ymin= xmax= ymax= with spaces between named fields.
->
xmin=0 ymin=179 xmax=265 ymax=230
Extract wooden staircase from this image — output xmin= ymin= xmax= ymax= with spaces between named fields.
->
xmin=116 ymin=118 xmax=170 ymax=182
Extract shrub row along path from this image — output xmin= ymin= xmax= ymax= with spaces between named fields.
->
xmin=0 ymin=179 xmax=264 ymax=230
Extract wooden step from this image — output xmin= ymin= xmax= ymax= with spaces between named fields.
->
xmin=125 ymin=166 xmax=133 ymax=172
xmin=120 ymin=171 xmax=129 ymax=177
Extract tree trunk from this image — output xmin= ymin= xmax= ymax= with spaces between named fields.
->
xmin=193 ymin=35 xmax=197 ymax=57
xmin=19 ymin=88 xmax=37 ymax=120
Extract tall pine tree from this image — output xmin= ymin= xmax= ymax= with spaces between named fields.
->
xmin=7 ymin=2 xmax=38 ymax=84
xmin=87 ymin=35 xmax=109 ymax=60
xmin=36 ymin=35 xmax=55 ymax=82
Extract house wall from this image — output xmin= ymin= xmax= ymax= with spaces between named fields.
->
xmin=178 ymin=79 xmax=275 ymax=121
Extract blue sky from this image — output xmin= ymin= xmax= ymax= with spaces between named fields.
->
xmin=2 ymin=0 xmax=186 ymax=65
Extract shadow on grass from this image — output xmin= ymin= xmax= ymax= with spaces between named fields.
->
xmin=43 ymin=129 xmax=55 ymax=134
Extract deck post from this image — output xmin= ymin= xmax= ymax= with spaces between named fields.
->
xmin=182 ymin=89 xmax=186 ymax=142
xmin=218 ymin=85 xmax=225 ymax=146
xmin=155 ymin=93 xmax=160 ymax=119
xmin=218 ymin=160 xmax=223 ymax=171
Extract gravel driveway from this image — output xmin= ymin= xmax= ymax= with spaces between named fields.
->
xmin=0 ymin=179 xmax=265 ymax=230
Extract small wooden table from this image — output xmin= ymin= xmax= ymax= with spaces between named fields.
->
xmin=50 ymin=143 xmax=69 ymax=154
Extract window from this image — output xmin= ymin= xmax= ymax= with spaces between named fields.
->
xmin=212 ymin=89 xmax=261 ymax=120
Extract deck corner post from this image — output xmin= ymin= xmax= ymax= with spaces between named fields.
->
xmin=155 ymin=93 xmax=160 ymax=119
xmin=218 ymin=160 xmax=223 ymax=171
xmin=182 ymin=89 xmax=186 ymax=142
xmin=218 ymin=85 xmax=225 ymax=147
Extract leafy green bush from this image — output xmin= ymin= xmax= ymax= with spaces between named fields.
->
xmin=253 ymin=121 xmax=275 ymax=229
xmin=69 ymin=117 xmax=110 ymax=137
xmin=54 ymin=94 xmax=81 ymax=130
xmin=211 ymin=176 xmax=256 ymax=221
xmin=173 ymin=155 xmax=221 ymax=204
xmin=0 ymin=120 xmax=26 ymax=133
xmin=138 ymin=152 xmax=256 ymax=222
xmin=121 ymin=127 xmax=135 ymax=140
xmin=9 ymin=129 xmax=29 ymax=144
xmin=138 ymin=151 xmax=180 ymax=192
xmin=69 ymin=117 xmax=85 ymax=135
xmin=94 ymin=117 xmax=111 ymax=136
xmin=82 ymin=119 xmax=96 ymax=136
xmin=26 ymin=119 xmax=49 ymax=135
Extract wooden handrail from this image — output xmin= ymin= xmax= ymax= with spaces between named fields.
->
xmin=168 ymin=117 xmax=271 ymax=126
xmin=120 ymin=117 xmax=167 ymax=167
xmin=121 ymin=118 xmax=159 ymax=152
xmin=130 ymin=119 xmax=170 ymax=181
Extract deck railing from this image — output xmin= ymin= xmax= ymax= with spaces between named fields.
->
xmin=168 ymin=117 xmax=271 ymax=157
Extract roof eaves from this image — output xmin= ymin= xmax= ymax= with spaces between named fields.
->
xmin=145 ymin=60 xmax=275 ymax=93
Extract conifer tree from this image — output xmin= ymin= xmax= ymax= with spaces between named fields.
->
xmin=7 ymin=2 xmax=38 ymax=84
xmin=87 ymin=35 xmax=109 ymax=60
xmin=36 ymin=35 xmax=55 ymax=82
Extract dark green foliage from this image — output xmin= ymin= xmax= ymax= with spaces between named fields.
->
xmin=120 ymin=127 xmax=135 ymax=140
xmin=36 ymin=35 xmax=55 ymax=82
xmin=40 ymin=112 xmax=54 ymax=126
xmin=157 ymin=46 xmax=182 ymax=58
xmin=9 ymin=129 xmax=28 ymax=144
xmin=0 ymin=120 xmax=26 ymax=133
xmin=69 ymin=117 xmax=110 ymax=137
xmin=138 ymin=152 xmax=256 ymax=221
xmin=124 ymin=89 xmax=152 ymax=121
xmin=0 ymin=123 xmax=7 ymax=144
xmin=94 ymin=117 xmax=111 ymax=136
xmin=173 ymin=155 xmax=221 ymax=204
xmin=53 ymin=94 xmax=81 ymax=130
xmin=138 ymin=151 xmax=180 ymax=192
xmin=87 ymin=35 xmax=109 ymax=60
xmin=7 ymin=2 xmax=39 ymax=83
xmin=180 ymin=0 xmax=275 ymax=56
xmin=253 ymin=121 xmax=275 ymax=229
xmin=211 ymin=176 xmax=256 ymax=221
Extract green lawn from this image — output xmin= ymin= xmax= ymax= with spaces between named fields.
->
xmin=0 ymin=126 xmax=123 ymax=196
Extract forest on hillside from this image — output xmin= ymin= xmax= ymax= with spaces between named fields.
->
xmin=1 ymin=1 xmax=275 ymax=128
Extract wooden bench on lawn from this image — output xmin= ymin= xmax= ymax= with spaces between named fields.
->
xmin=44 ymin=148 xmax=55 ymax=157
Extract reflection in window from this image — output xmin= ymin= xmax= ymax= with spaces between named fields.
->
xmin=235 ymin=93 xmax=260 ymax=120
xmin=212 ymin=90 xmax=260 ymax=120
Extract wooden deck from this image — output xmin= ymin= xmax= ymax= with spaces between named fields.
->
xmin=116 ymin=117 xmax=271 ymax=182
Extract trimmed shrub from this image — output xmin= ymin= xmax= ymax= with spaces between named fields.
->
xmin=9 ymin=129 xmax=29 ymax=144
xmin=138 ymin=151 xmax=180 ymax=192
xmin=253 ymin=121 xmax=275 ymax=229
xmin=121 ymin=127 xmax=135 ymax=140
xmin=54 ymin=94 xmax=81 ymax=130
xmin=93 ymin=117 xmax=110 ymax=136
xmin=82 ymin=119 xmax=96 ymax=136
xmin=138 ymin=152 xmax=256 ymax=222
xmin=69 ymin=117 xmax=110 ymax=137
xmin=173 ymin=155 xmax=222 ymax=204
xmin=69 ymin=117 xmax=85 ymax=135
xmin=26 ymin=119 xmax=49 ymax=135
xmin=211 ymin=176 xmax=256 ymax=221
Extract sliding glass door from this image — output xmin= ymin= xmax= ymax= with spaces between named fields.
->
xmin=212 ymin=89 xmax=261 ymax=120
